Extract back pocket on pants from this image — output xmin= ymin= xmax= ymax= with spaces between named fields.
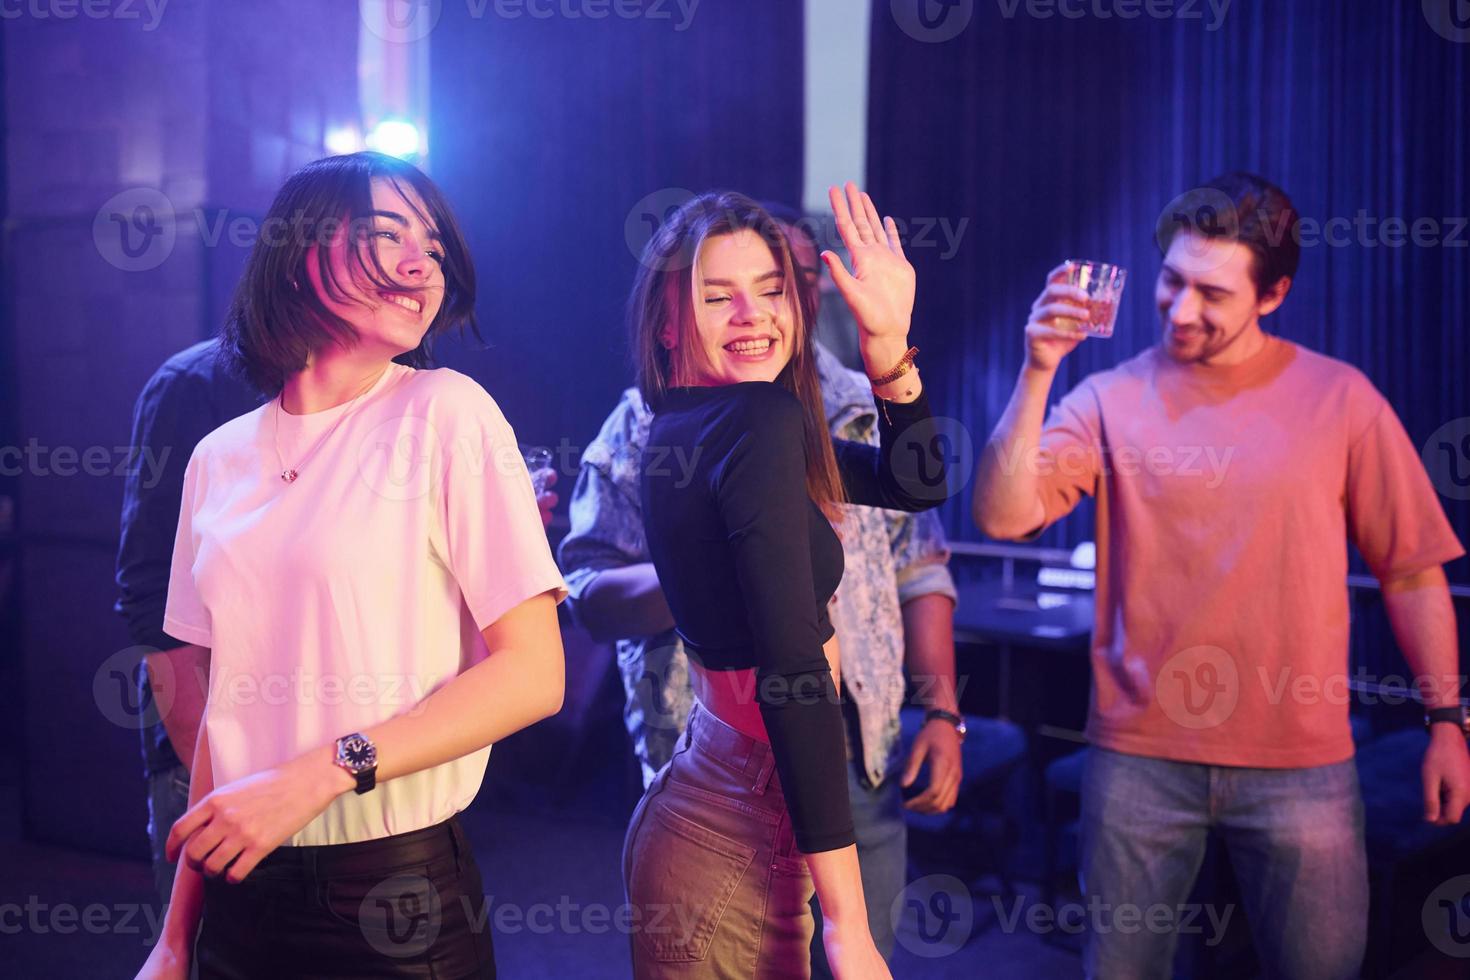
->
xmin=627 ymin=799 xmax=757 ymax=963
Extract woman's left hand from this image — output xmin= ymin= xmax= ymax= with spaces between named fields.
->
xmin=821 ymin=182 xmax=916 ymax=343
xmin=165 ymin=748 xmax=348 ymax=883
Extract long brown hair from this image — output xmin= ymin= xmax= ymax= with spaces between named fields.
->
xmin=629 ymin=191 xmax=845 ymax=513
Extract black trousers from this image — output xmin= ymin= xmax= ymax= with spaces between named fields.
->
xmin=196 ymin=815 xmax=495 ymax=979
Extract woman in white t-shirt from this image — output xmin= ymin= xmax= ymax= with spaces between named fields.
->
xmin=136 ymin=151 xmax=567 ymax=980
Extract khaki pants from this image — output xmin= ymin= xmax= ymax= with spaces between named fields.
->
xmin=623 ymin=703 xmax=815 ymax=978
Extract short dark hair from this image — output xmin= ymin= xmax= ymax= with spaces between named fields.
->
xmin=1156 ymin=172 xmax=1300 ymax=296
xmin=221 ymin=151 xmax=477 ymax=394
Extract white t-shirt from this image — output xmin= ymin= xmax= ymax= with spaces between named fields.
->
xmin=163 ymin=362 xmax=567 ymax=846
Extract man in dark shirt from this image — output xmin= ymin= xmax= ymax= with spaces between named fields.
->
xmin=115 ymin=338 xmax=262 ymax=904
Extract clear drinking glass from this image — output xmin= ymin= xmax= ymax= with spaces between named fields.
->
xmin=523 ymin=446 xmax=553 ymax=495
xmin=1062 ymin=259 xmax=1127 ymax=337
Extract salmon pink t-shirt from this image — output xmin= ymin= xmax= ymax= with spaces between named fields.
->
xmin=164 ymin=363 xmax=567 ymax=845
xmin=1030 ymin=335 xmax=1463 ymax=768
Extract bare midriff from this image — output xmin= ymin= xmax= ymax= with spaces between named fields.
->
xmin=689 ymin=634 xmax=842 ymax=743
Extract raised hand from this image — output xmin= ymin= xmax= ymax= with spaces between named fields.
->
xmin=1025 ymin=263 xmax=1092 ymax=372
xmin=821 ymin=182 xmax=916 ymax=345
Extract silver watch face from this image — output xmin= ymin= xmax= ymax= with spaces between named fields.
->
xmin=337 ymin=733 xmax=377 ymax=772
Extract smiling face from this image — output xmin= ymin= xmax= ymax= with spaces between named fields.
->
xmin=1155 ymin=230 xmax=1290 ymax=365
xmin=663 ymin=228 xmax=797 ymax=386
xmin=306 ymin=177 xmax=447 ymax=359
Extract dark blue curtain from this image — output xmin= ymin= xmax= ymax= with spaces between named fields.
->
xmin=430 ymin=1 xmax=805 ymax=457
xmin=867 ymin=1 xmax=1469 ymax=674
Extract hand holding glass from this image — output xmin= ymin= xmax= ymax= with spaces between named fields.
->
xmin=1061 ymin=259 xmax=1127 ymax=338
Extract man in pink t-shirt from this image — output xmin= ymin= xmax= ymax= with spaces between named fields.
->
xmin=974 ymin=173 xmax=1469 ymax=979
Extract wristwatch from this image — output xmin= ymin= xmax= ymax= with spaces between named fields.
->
xmin=1424 ymin=706 xmax=1470 ymax=737
xmin=334 ymin=732 xmax=378 ymax=794
xmin=924 ymin=708 xmax=967 ymax=742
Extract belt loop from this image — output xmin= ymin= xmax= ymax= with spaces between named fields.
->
xmin=752 ymin=750 xmax=776 ymax=795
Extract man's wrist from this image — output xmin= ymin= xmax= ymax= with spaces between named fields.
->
xmin=1425 ymin=705 xmax=1470 ymax=737
xmin=1020 ymin=361 xmax=1059 ymax=385
xmin=923 ymin=708 xmax=966 ymax=741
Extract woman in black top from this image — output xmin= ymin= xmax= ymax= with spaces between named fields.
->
xmin=622 ymin=185 xmax=944 ymax=979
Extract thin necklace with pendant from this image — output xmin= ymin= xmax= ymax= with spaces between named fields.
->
xmin=273 ymin=368 xmax=386 ymax=484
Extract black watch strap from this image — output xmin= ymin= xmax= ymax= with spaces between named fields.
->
xmin=351 ymin=767 xmax=377 ymax=795
xmin=1425 ymin=706 xmax=1470 ymax=735
xmin=924 ymin=708 xmax=966 ymax=740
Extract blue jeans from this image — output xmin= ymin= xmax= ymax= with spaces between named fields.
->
xmin=146 ymin=763 xmax=191 ymax=907
xmin=1080 ymin=748 xmax=1367 ymax=980
xmin=807 ymin=763 xmax=907 ymax=978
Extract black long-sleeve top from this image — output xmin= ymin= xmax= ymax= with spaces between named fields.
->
xmin=641 ymin=380 xmax=945 ymax=852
